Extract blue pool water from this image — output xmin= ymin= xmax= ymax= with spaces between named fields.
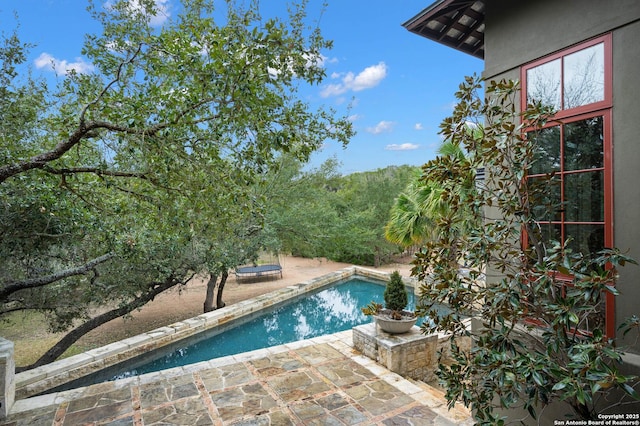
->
xmin=50 ymin=277 xmax=425 ymax=393
xmin=120 ymin=278 xmax=417 ymax=378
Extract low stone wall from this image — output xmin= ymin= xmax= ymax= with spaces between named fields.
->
xmin=353 ymin=322 xmax=470 ymax=384
xmin=0 ymin=338 xmax=15 ymax=420
xmin=10 ymin=266 xmax=399 ymax=401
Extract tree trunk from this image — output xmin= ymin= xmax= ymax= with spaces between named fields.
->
xmin=17 ymin=275 xmax=183 ymax=372
xmin=203 ymin=274 xmax=218 ymax=313
xmin=216 ymin=271 xmax=228 ymax=309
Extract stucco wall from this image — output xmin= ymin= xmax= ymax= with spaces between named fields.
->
xmin=611 ymin=19 xmax=640 ymax=351
xmin=482 ymin=0 xmax=640 ymax=355
xmin=484 ymin=0 xmax=640 ymax=79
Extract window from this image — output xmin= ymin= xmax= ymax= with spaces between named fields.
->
xmin=522 ymin=34 xmax=613 ymax=335
xmin=525 ymin=36 xmax=609 ymax=117
xmin=527 ymin=115 xmax=609 ymax=257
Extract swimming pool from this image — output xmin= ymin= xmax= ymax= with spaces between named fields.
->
xmin=48 ymin=276 xmax=421 ymax=393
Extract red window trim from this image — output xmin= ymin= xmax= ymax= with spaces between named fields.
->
xmin=520 ymin=33 xmax=612 ymax=118
xmin=520 ymin=33 xmax=615 ymax=337
xmin=526 ymin=109 xmax=613 ymax=244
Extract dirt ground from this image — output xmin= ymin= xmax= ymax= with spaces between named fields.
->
xmin=75 ymin=255 xmax=415 ymax=351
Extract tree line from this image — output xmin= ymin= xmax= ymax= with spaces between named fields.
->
xmin=263 ymin=157 xmax=418 ymax=267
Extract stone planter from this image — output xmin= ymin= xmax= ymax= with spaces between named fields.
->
xmin=374 ymin=310 xmax=417 ymax=334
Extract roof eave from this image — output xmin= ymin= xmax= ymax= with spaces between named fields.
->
xmin=403 ymin=0 xmax=486 ymax=60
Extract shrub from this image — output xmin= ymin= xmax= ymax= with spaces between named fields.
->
xmin=413 ymin=75 xmax=639 ymax=423
xmin=384 ymin=271 xmax=408 ymax=313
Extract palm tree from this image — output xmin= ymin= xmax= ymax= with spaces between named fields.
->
xmin=385 ymin=139 xmax=479 ymax=250
xmin=384 ymin=173 xmax=442 ymax=246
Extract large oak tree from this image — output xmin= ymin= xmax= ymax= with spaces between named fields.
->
xmin=0 ymin=0 xmax=352 ymax=370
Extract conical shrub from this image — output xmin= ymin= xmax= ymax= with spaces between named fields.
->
xmin=383 ymin=270 xmax=407 ymax=312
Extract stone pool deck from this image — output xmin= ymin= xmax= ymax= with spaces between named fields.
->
xmin=1 ymin=330 xmax=473 ymax=425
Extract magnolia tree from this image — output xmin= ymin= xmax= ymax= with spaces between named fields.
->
xmin=413 ymin=76 xmax=639 ymax=423
xmin=0 ymin=0 xmax=353 ymax=369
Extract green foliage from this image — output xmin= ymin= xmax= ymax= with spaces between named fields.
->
xmin=325 ymin=165 xmax=418 ymax=266
xmin=384 ymin=270 xmax=408 ymax=313
xmin=0 ymin=0 xmax=353 ymax=367
xmin=385 ymin=140 xmax=479 ymax=249
xmin=263 ymin=160 xmax=417 ymax=266
xmin=413 ymin=75 xmax=639 ymax=422
xmin=361 ymin=301 xmax=383 ymax=316
xmin=384 ymin=170 xmax=438 ymax=247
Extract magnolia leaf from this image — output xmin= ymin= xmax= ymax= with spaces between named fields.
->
xmin=568 ymin=312 xmax=580 ymax=324
xmin=622 ymin=383 xmax=640 ymax=399
xmin=532 ymin=371 xmax=545 ymax=386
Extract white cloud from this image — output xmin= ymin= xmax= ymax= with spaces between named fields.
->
xmin=349 ymin=62 xmax=387 ymax=91
xmin=320 ymin=83 xmax=344 ymax=98
xmin=348 ymin=114 xmax=362 ymax=122
xmin=385 ymin=143 xmax=420 ymax=151
xmin=317 ymin=55 xmax=338 ymax=67
xmin=320 ymin=62 xmax=387 ymax=97
xmin=144 ymin=0 xmax=170 ymax=26
xmin=106 ymin=0 xmax=170 ymax=27
xmin=414 ymin=123 xmax=424 ymax=130
xmin=34 ymin=53 xmax=94 ymax=75
xmin=305 ymin=52 xmax=327 ymax=69
xmin=366 ymin=120 xmax=395 ymax=134
xmin=445 ymin=100 xmax=458 ymax=111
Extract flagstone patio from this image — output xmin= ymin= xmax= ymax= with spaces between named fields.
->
xmin=1 ymin=330 xmax=473 ymax=425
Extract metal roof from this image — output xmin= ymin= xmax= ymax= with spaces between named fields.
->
xmin=402 ymin=0 xmax=485 ymax=59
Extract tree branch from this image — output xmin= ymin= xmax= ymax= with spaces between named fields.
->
xmin=0 ymin=300 xmax=28 ymax=315
xmin=0 ymin=252 xmax=115 ymax=302
xmin=79 ymin=43 xmax=143 ymax=127
xmin=42 ymin=165 xmax=149 ymax=180
xmin=0 ymin=122 xmax=95 ymax=183
xmin=0 ymin=41 xmax=219 ymax=185
xmin=17 ymin=273 xmax=193 ymax=371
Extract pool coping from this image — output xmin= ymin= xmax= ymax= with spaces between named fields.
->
xmin=9 ymin=329 xmax=473 ymax=425
xmin=15 ymin=266 xmax=418 ymax=400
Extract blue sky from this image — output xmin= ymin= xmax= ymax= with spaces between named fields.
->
xmin=1 ymin=0 xmax=483 ymax=174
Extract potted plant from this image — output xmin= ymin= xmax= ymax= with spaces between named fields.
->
xmin=361 ymin=271 xmax=417 ymax=334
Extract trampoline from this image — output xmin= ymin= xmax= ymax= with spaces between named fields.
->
xmin=234 ymin=264 xmax=283 ymax=281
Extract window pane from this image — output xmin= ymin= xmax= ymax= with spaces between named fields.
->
xmin=564 ymin=117 xmax=603 ymax=171
xmin=565 ymin=224 xmax=604 ymax=256
xmin=527 ymin=59 xmax=561 ymax=110
xmin=563 ymin=43 xmax=605 ymax=109
xmin=529 ymin=126 xmax=561 ymax=175
xmin=530 ymin=176 xmax=562 ymax=222
xmin=564 ymin=171 xmax=604 ymax=222
xmin=526 ymin=222 xmax=559 ymax=262
xmin=539 ymin=222 xmax=562 ymax=249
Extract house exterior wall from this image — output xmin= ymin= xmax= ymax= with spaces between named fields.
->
xmin=483 ymin=0 xmax=640 ymax=355
xmin=484 ymin=0 xmax=640 ymax=80
xmin=611 ymin=20 xmax=640 ymax=353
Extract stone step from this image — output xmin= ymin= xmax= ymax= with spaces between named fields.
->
xmin=404 ymin=377 xmax=475 ymax=426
